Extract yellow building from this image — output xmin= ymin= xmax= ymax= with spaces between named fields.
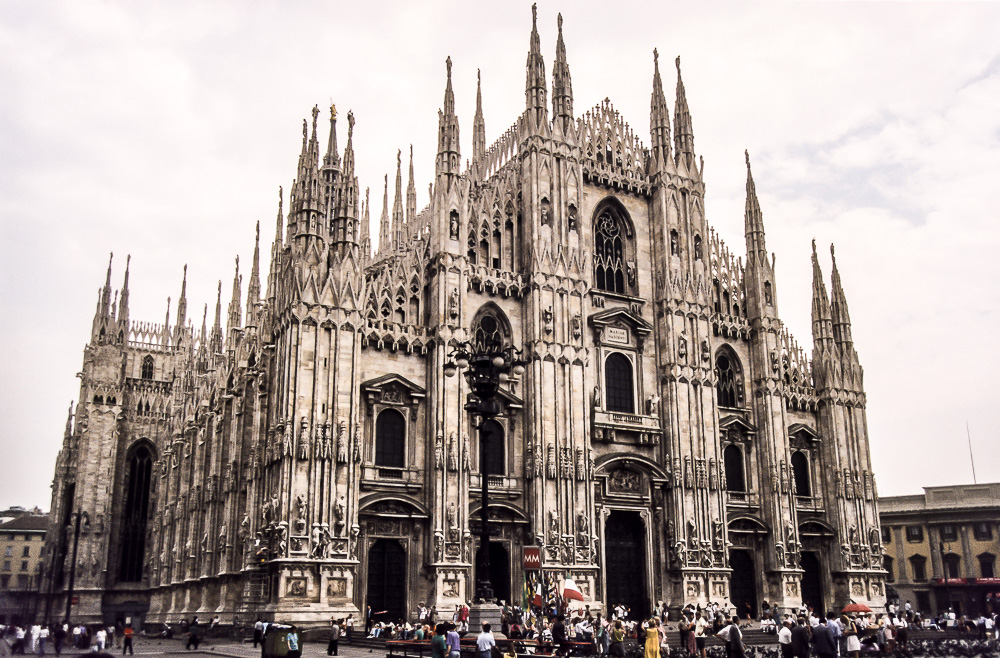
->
xmin=879 ymin=483 xmax=1000 ymax=617
xmin=0 ymin=513 xmax=49 ymax=625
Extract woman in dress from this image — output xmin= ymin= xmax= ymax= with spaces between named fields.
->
xmin=643 ymin=617 xmax=661 ymax=658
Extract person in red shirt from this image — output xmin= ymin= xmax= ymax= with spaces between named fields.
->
xmin=122 ymin=625 xmax=134 ymax=656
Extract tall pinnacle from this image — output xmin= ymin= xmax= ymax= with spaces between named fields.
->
xmin=248 ymin=222 xmax=261 ymax=310
xmin=379 ymin=174 xmax=390 ymax=254
xmin=829 ymin=244 xmax=853 ymax=348
xmin=406 ymin=144 xmax=417 ymax=223
xmin=118 ymin=254 xmax=131 ymax=330
xmin=744 ymin=150 xmax=767 ymax=264
xmin=392 ymin=149 xmax=404 ymax=248
xmin=650 ymin=49 xmax=672 ymax=169
xmin=551 ymin=13 xmax=573 ymax=130
xmin=361 ymin=186 xmax=372 ymax=258
xmin=436 ymin=58 xmax=461 ymax=185
xmin=323 ymin=103 xmax=340 ymax=170
xmin=175 ymin=263 xmax=187 ymax=331
xmin=525 ymin=3 xmax=547 ymax=123
xmin=443 ymin=56 xmax=455 ymax=116
xmin=811 ymin=240 xmax=834 ymax=351
xmin=673 ymin=56 xmax=696 ymax=170
xmin=473 ymin=70 xmax=486 ymax=161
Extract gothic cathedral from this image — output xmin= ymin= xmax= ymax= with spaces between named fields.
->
xmin=44 ymin=8 xmax=886 ymax=626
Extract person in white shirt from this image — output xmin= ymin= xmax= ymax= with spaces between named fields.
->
xmin=95 ymin=629 xmax=107 ymax=651
xmin=476 ymin=623 xmax=496 ymax=658
xmin=777 ymin=619 xmax=793 ymax=658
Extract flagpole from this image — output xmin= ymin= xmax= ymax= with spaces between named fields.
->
xmin=967 ymin=421 xmax=977 ymax=484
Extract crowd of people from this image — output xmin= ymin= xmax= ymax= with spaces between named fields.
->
xmin=0 ymin=622 xmax=136 ymax=655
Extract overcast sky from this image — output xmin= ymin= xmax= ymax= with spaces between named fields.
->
xmin=1 ymin=1 xmax=998 ymax=511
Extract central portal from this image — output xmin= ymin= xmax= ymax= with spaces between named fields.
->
xmin=604 ymin=511 xmax=647 ymax=618
xmin=475 ymin=542 xmax=511 ymax=604
xmin=729 ymin=549 xmax=757 ymax=618
xmin=367 ymin=539 xmax=407 ymax=622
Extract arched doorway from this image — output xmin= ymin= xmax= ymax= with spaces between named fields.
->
xmin=605 ymin=511 xmax=647 ymax=618
xmin=729 ymin=550 xmax=757 ymax=617
xmin=475 ymin=542 xmax=512 ymax=604
xmin=367 ymin=539 xmax=406 ymax=622
xmin=801 ymin=552 xmax=823 ymax=611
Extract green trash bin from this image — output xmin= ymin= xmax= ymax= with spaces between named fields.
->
xmin=263 ymin=624 xmax=293 ymax=658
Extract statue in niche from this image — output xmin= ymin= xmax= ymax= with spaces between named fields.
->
xmin=542 ymin=307 xmax=554 ymax=335
xmin=448 ymin=432 xmax=458 ymax=471
xmin=701 ymin=340 xmax=710 ymax=363
xmin=540 ymin=198 xmax=551 ymax=225
xmin=547 ymin=444 xmax=557 ymax=479
xmin=334 ymin=497 xmax=346 ymax=535
xmin=646 ymin=393 xmax=660 ymax=416
xmin=449 ymin=289 xmax=459 ymax=320
xmin=575 ymin=447 xmax=586 ymax=481
xmin=775 ymin=542 xmax=786 ymax=568
xmin=447 ymin=502 xmax=457 ymax=529
xmin=686 ymin=519 xmax=698 ymax=548
xmin=434 ymin=533 xmax=444 ymax=562
xmin=673 ymin=541 xmax=687 ymax=566
xmin=568 ymin=204 xmax=578 ymax=232
xmin=627 ymin=260 xmax=636 ymax=286
xmin=218 ymin=524 xmax=227 ymax=553
xmin=678 ymin=334 xmax=688 ymax=362
xmin=282 ymin=426 xmax=292 ymax=457
xmin=336 ymin=422 xmax=348 ymax=463
xmin=449 ymin=213 xmax=459 ymax=240
xmin=547 ymin=510 xmax=559 ymax=544
xmin=593 ymin=386 xmax=602 ymax=411
xmin=571 ymin=314 xmax=582 ymax=339
xmin=462 ymin=435 xmax=470 ymax=472
xmin=434 ymin=432 xmax=443 ymax=470
xmin=670 ymin=231 xmax=679 ymax=255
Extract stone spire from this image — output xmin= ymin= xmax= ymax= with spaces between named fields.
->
xmin=361 ymin=186 xmax=372 ymax=259
xmin=472 ymin=71 xmax=486 ymax=161
xmin=291 ymin=105 xmax=324 ymax=237
xmin=174 ymin=263 xmax=187 ymax=332
xmin=525 ymin=3 xmax=548 ymax=126
xmin=650 ymin=49 xmax=671 ymax=171
xmin=406 ymin=144 xmax=417 ymax=224
xmin=117 ymin=254 xmax=131 ymax=336
xmin=811 ymin=240 xmax=834 ymax=352
xmin=551 ymin=13 xmax=574 ymax=132
xmin=744 ymin=150 xmax=767 ymax=265
xmin=267 ymin=187 xmax=284 ymax=303
xmin=331 ymin=110 xmax=359 ymax=256
xmin=211 ymin=280 xmax=223 ymax=354
xmin=435 ymin=57 xmax=461 ymax=189
xmin=378 ymin=174 xmax=390 ymax=255
xmin=323 ymin=103 xmax=340 ymax=172
xmin=247 ymin=222 xmax=261 ymax=325
xmin=673 ymin=56 xmax=696 ymax=171
xmin=829 ymin=244 xmax=853 ymax=349
xmin=64 ymin=401 xmax=74 ymax=439
xmin=393 ymin=149 xmax=404 ymax=249
xmin=226 ymin=258 xmax=241 ymax=353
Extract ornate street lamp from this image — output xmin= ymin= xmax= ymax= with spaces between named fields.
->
xmin=445 ymin=337 xmax=525 ymax=603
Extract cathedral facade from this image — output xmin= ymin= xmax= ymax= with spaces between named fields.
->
xmin=44 ymin=8 xmax=886 ymax=627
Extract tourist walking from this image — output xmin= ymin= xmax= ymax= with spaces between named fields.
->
xmin=431 ymin=625 xmax=448 ymax=658
xmin=643 ymin=617 xmax=660 ymax=658
xmin=812 ymin=616 xmax=837 ymax=658
xmin=253 ymin=618 xmax=263 ymax=648
xmin=790 ymin=617 xmax=811 ymax=658
xmin=476 ymin=623 xmax=495 ymax=658
xmin=327 ymin=618 xmax=341 ymax=656
xmin=286 ymin=626 xmax=300 ymax=658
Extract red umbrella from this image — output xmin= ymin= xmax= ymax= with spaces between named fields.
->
xmin=842 ymin=603 xmax=872 ymax=614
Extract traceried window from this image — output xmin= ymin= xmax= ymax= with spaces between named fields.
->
xmin=375 ymin=409 xmax=406 ymax=468
xmin=119 ymin=442 xmax=154 ymax=582
xmin=791 ymin=451 xmax=811 ymax=497
xmin=141 ymin=355 xmax=154 ymax=380
xmin=715 ymin=350 xmax=744 ymax=408
xmin=472 ymin=306 xmax=511 ymax=353
xmin=593 ymin=206 xmax=633 ymax=295
xmin=724 ymin=444 xmax=746 ymax=493
xmin=604 ymin=353 xmax=634 ymax=414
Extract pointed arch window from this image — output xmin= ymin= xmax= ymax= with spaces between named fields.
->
xmin=119 ymin=442 xmax=154 ymax=582
xmin=375 ymin=409 xmax=405 ymax=468
xmin=604 ymin=352 xmax=634 ymax=414
xmin=593 ymin=204 xmax=635 ymax=295
xmin=724 ymin=444 xmax=746 ymax=493
xmin=715 ymin=350 xmax=744 ymax=408
xmin=141 ymin=355 xmax=154 ymax=380
xmin=791 ymin=451 xmax=811 ymax=497
xmin=471 ymin=305 xmax=511 ymax=353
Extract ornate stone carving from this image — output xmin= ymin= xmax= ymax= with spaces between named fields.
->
xmin=608 ymin=468 xmax=641 ymax=493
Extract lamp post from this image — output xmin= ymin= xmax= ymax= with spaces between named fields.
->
xmin=940 ymin=538 xmax=952 ymax=617
xmin=445 ymin=339 xmax=525 ymax=606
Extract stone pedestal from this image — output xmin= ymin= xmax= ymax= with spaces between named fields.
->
xmin=467 ymin=602 xmax=502 ymax=632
